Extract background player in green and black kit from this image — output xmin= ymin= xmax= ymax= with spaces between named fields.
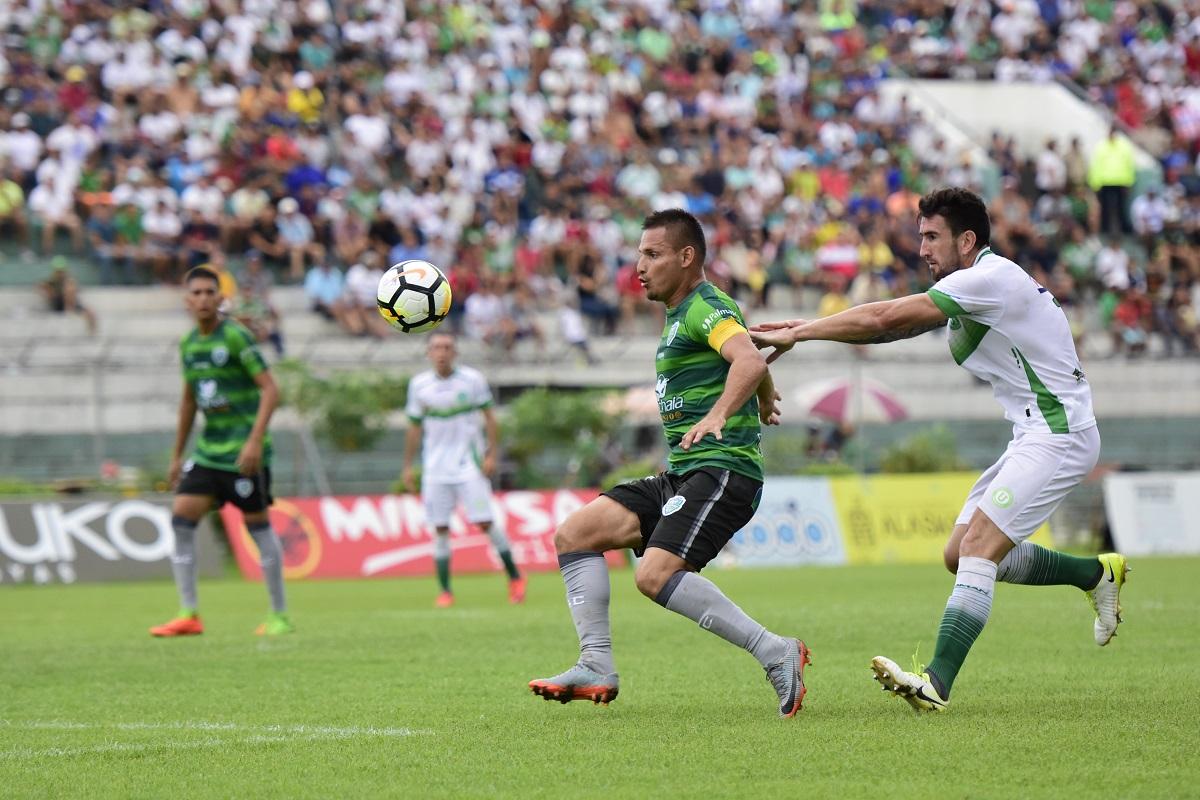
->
xmin=149 ymin=266 xmax=293 ymax=638
xmin=529 ymin=209 xmax=811 ymax=717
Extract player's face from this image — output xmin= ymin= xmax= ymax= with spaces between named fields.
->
xmin=427 ymin=335 xmax=456 ymax=372
xmin=185 ymin=278 xmax=220 ymax=322
xmin=918 ymin=214 xmax=966 ymax=281
xmin=637 ymin=227 xmax=694 ymax=303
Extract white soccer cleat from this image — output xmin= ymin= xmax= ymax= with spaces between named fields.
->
xmin=1088 ymin=553 xmax=1129 ymax=646
xmin=870 ymin=656 xmax=948 ymax=713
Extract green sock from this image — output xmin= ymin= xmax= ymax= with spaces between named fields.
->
xmin=435 ymin=557 xmax=451 ymax=593
xmin=926 ymin=557 xmax=997 ymax=697
xmin=499 ymin=551 xmax=520 ymax=580
xmin=996 ymin=543 xmax=1102 ymax=590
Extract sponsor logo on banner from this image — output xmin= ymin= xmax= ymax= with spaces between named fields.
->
xmin=829 ymin=473 xmax=1051 ymax=565
xmin=718 ymin=478 xmax=846 ymax=568
xmin=222 ymin=490 xmax=624 ymax=580
xmin=0 ymin=498 xmax=222 ymax=585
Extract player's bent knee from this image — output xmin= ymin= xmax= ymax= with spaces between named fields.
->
xmin=943 ymin=545 xmax=959 ymax=573
xmin=633 ymin=562 xmax=670 ymax=599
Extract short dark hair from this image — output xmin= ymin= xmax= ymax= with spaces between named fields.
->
xmin=185 ymin=266 xmax=220 ymax=287
xmin=918 ymin=187 xmax=991 ymax=247
xmin=642 ymin=208 xmax=706 ymax=267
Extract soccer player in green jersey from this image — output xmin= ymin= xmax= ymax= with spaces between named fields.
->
xmin=750 ymin=188 xmax=1126 ymax=711
xmin=149 ymin=266 xmax=293 ymax=638
xmin=529 ymin=209 xmax=811 ymax=717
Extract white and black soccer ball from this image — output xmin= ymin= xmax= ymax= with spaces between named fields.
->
xmin=376 ymin=260 xmax=453 ymax=334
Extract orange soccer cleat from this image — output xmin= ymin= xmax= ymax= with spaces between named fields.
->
xmin=435 ymin=591 xmax=455 ymax=608
xmin=149 ymin=612 xmax=204 ymax=637
xmin=508 ymin=576 xmax=527 ymax=605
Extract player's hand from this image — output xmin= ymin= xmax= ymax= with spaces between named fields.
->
xmin=760 ymin=389 xmax=782 ymax=426
xmin=482 ymin=452 xmax=497 ymax=477
xmin=167 ymin=457 xmax=183 ymax=490
xmin=680 ymin=411 xmax=726 ymax=451
xmin=236 ymin=439 xmax=263 ymax=476
xmin=749 ymin=327 xmax=800 ymax=364
xmin=750 ymin=319 xmax=806 ymax=331
xmin=401 ymin=467 xmax=415 ymax=493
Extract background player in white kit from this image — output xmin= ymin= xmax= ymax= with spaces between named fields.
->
xmin=751 ymin=187 xmax=1128 ymax=712
xmin=403 ymin=333 xmax=526 ymax=607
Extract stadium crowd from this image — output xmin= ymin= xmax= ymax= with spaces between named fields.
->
xmin=1 ymin=0 xmax=1198 ymax=357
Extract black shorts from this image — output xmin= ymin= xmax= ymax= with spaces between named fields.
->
xmin=177 ymin=462 xmax=273 ymax=513
xmin=603 ymin=467 xmax=762 ymax=570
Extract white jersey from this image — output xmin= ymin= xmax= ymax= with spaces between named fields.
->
xmin=927 ymin=247 xmax=1095 ymax=435
xmin=405 ymin=366 xmax=493 ymax=484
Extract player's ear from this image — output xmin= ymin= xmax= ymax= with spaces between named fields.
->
xmin=681 ymin=244 xmax=695 ymax=269
xmin=959 ymin=229 xmax=976 ymax=257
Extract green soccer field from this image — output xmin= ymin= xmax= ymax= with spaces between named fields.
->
xmin=2 ymin=559 xmax=1195 ymax=799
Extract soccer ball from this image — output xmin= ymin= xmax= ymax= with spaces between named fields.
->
xmin=376 ymin=260 xmax=453 ymax=333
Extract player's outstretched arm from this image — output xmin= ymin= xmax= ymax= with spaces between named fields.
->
xmin=169 ymin=380 xmax=198 ymax=489
xmin=750 ymin=294 xmax=947 ymax=359
xmin=236 ymin=371 xmax=279 ymax=476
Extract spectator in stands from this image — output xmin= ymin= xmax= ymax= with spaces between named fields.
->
xmin=86 ymin=202 xmax=134 ymax=285
xmin=142 ymin=197 xmax=183 ymax=283
xmin=276 ymin=197 xmax=324 ymax=282
xmin=39 ymin=259 xmax=96 ymax=334
xmin=304 ymin=261 xmax=350 ymax=331
xmin=342 ymin=250 xmax=390 ymax=339
xmin=1088 ymin=126 xmax=1137 ymax=236
xmin=0 ymin=166 xmax=28 ymax=249
xmin=234 ymin=250 xmax=284 ymax=356
xmin=28 ymin=166 xmax=83 ymax=255
xmin=1111 ymin=285 xmax=1152 ymax=358
xmin=1166 ymin=282 xmax=1199 ymax=356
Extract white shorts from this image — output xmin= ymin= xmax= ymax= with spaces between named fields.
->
xmin=422 ymin=476 xmax=495 ymax=529
xmin=957 ymin=425 xmax=1101 ymax=543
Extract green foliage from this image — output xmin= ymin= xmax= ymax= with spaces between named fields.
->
xmin=0 ymin=476 xmax=54 ymax=496
xmin=501 ymin=388 xmax=619 ymax=488
xmin=879 ymin=425 xmax=968 ymax=474
xmin=598 ymin=457 xmax=662 ymax=491
xmin=274 ymin=359 xmax=408 ymax=452
xmin=793 ymin=460 xmax=858 ymax=475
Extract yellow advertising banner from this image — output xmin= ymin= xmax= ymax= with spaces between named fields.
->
xmin=828 ymin=472 xmax=1052 ymax=565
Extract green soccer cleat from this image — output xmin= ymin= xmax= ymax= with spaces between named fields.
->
xmin=1088 ymin=553 xmax=1129 ymax=646
xmin=255 ymin=612 xmax=296 ymax=637
xmin=870 ymin=655 xmax=948 ymax=713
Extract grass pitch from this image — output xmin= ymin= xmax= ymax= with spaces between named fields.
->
xmin=2 ymin=558 xmax=1195 ymax=799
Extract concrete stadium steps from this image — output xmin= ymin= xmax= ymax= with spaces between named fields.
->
xmin=3 ymin=285 xmax=1199 ymax=435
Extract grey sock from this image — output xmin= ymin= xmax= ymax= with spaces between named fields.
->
xmin=249 ymin=523 xmax=287 ymax=613
xmin=657 ymin=571 xmax=789 ymax=668
xmin=170 ymin=516 xmax=199 ymax=612
xmin=559 ymin=551 xmax=615 ymax=675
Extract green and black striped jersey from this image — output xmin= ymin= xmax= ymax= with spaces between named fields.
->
xmin=179 ymin=319 xmax=270 ymax=472
xmin=656 ymin=282 xmax=763 ymax=482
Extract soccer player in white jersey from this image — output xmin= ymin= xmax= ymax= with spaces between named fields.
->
xmin=403 ymin=333 xmax=526 ymax=607
xmin=750 ymin=187 xmax=1128 ymax=712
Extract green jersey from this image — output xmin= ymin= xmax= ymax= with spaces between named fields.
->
xmin=656 ymin=282 xmax=763 ymax=482
xmin=179 ymin=319 xmax=270 ymax=472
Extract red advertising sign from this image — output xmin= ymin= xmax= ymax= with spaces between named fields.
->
xmin=221 ymin=490 xmax=625 ymax=580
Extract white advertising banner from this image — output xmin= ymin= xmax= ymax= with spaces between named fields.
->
xmin=1104 ymin=472 xmax=1200 ymax=556
xmin=715 ymin=477 xmax=846 ymax=568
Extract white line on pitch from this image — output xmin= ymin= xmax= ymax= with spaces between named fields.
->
xmin=0 ymin=720 xmax=426 ymax=760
